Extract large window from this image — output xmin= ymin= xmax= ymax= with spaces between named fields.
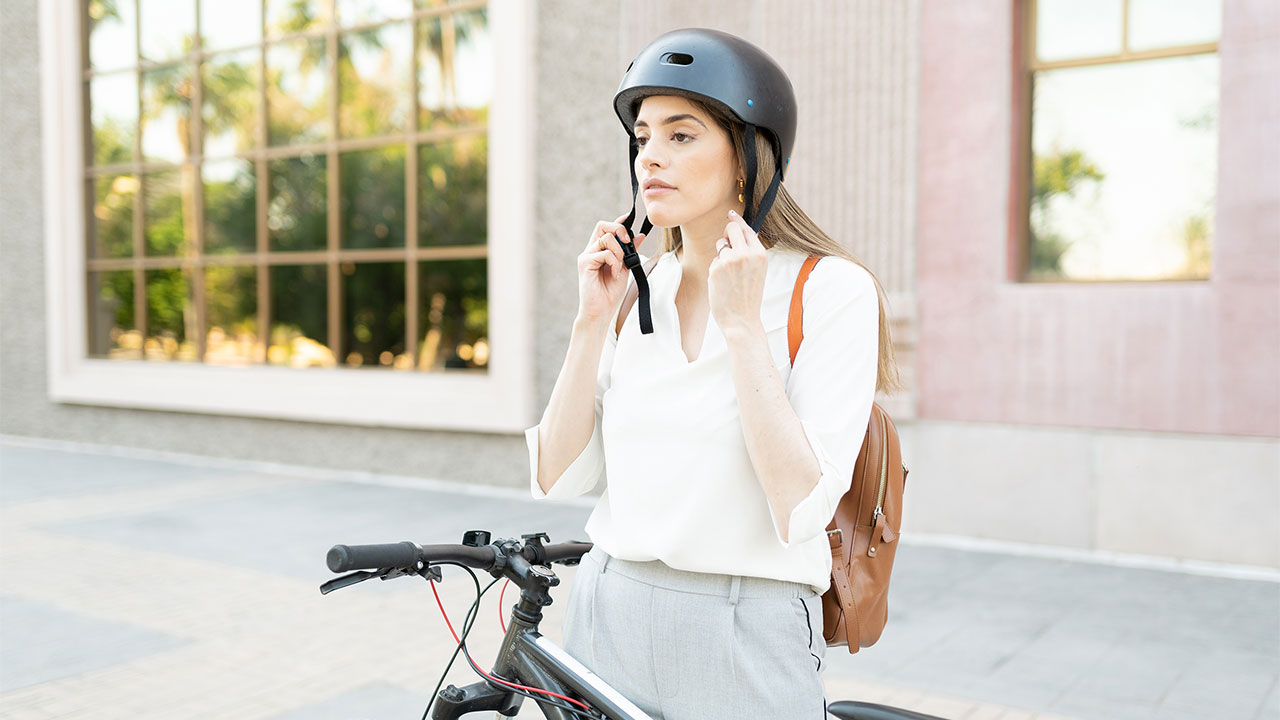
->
xmin=84 ymin=0 xmax=492 ymax=371
xmin=1019 ymin=0 xmax=1219 ymax=281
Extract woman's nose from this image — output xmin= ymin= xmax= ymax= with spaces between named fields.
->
xmin=637 ymin=139 xmax=665 ymax=168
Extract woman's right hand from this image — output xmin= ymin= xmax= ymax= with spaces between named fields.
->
xmin=577 ymin=214 xmax=647 ymax=325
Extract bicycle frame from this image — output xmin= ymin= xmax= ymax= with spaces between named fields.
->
xmin=432 ymin=608 xmax=653 ymax=719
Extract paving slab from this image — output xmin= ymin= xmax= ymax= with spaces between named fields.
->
xmin=1 ymin=440 xmax=1276 ymax=720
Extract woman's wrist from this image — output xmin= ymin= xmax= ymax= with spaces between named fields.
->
xmin=572 ymin=312 xmax=613 ymax=338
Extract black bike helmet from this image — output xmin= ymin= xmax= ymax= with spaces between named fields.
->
xmin=612 ymin=28 xmax=798 ymax=335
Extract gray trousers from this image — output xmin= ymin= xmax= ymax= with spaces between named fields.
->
xmin=560 ymin=546 xmax=828 ymax=719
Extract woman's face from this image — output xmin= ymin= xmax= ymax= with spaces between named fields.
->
xmin=633 ymin=95 xmax=740 ymax=232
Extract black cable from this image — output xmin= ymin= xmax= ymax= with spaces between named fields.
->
xmin=421 ymin=563 xmax=604 ymax=720
xmin=421 ymin=563 xmax=499 ymax=720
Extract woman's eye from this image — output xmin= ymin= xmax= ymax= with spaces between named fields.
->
xmin=672 ymin=132 xmax=692 ymax=143
xmin=636 ymin=136 xmax=649 ymax=147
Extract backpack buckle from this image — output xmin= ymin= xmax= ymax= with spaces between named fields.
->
xmin=826 ymin=528 xmax=843 ymax=547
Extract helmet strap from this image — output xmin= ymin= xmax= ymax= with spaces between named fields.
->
xmin=741 ymin=124 xmax=783 ymax=234
xmin=623 ymin=136 xmax=655 ymax=335
xmin=743 ymin=124 xmax=760 ymax=226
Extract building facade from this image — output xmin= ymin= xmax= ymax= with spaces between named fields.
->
xmin=2 ymin=0 xmax=1275 ymax=568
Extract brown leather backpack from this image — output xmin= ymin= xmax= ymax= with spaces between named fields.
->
xmin=618 ymin=253 xmax=908 ymax=653
xmin=788 ymin=255 xmax=907 ymax=653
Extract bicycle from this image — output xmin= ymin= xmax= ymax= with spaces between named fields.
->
xmin=321 ymin=530 xmax=946 ymax=720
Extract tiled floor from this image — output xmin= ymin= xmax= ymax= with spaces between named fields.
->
xmin=1 ymin=440 xmax=1276 ymax=720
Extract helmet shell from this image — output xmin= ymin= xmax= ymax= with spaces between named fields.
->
xmin=614 ymin=28 xmax=797 ymax=178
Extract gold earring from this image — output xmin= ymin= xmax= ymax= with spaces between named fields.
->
xmin=738 ymin=177 xmax=744 ymax=203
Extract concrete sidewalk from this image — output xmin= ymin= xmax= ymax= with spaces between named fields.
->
xmin=0 ymin=439 xmax=1276 ymax=720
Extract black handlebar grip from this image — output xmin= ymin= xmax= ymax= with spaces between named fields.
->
xmin=327 ymin=541 xmax=420 ymax=572
xmin=538 ymin=542 xmax=593 ymax=565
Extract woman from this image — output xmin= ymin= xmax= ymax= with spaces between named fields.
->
xmin=526 ymin=28 xmax=899 ymax=719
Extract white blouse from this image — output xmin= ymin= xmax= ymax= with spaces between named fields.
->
xmin=526 ymin=246 xmax=879 ymax=593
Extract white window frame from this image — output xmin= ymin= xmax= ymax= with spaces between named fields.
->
xmin=39 ymin=0 xmax=535 ymax=433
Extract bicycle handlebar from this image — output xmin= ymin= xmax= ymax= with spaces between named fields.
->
xmin=326 ymin=539 xmax=591 ymax=574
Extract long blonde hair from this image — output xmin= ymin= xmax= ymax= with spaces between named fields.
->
xmin=658 ymin=99 xmax=902 ymax=393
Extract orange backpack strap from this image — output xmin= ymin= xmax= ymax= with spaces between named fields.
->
xmin=788 ymin=255 xmax=822 ymax=365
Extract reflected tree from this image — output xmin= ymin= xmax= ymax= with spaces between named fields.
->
xmin=1029 ymin=148 xmax=1105 ymax=278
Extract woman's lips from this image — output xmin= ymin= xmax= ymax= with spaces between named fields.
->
xmin=643 ymin=186 xmax=675 ymax=196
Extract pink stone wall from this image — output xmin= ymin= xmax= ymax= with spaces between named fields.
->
xmin=916 ymin=0 xmax=1280 ymax=437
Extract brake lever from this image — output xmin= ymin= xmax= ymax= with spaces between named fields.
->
xmin=319 ymin=570 xmax=379 ymax=595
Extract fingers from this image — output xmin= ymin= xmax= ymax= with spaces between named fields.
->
xmin=724 ymin=209 xmax=762 ymax=249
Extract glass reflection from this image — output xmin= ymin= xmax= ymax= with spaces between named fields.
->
xmin=202 ymin=0 xmax=263 ymax=51
xmin=267 ymin=38 xmax=330 ymax=146
xmin=89 ymin=270 xmax=139 ymax=359
xmin=268 ymin=154 xmax=327 ymax=251
xmin=342 ymin=262 xmax=406 ymax=368
xmin=269 ymin=264 xmax=334 ymax=367
xmin=87 ymin=0 xmax=137 ymax=70
xmin=418 ymin=9 xmax=491 ymax=130
xmin=1130 ymin=0 xmax=1222 ymax=51
xmin=145 ymin=267 xmax=198 ymax=361
xmin=91 ymin=174 xmax=136 ymax=258
xmin=144 ymin=170 xmax=196 ymax=256
xmin=419 ymin=134 xmax=486 ymax=246
xmin=418 ymin=259 xmax=487 ymax=371
xmin=205 ymin=265 xmax=259 ymax=365
xmin=338 ymin=23 xmax=413 ymax=138
xmin=267 ymin=0 xmax=332 ymax=37
xmin=204 ymin=159 xmax=257 ymax=254
xmin=1030 ymin=54 xmax=1218 ymax=280
xmin=138 ymin=0 xmax=196 ymax=62
xmin=340 ymin=146 xmax=406 ymax=249
xmin=203 ymin=50 xmax=260 ymax=158
xmin=1036 ymin=0 xmax=1122 ymax=62
xmin=90 ymin=72 xmax=138 ymax=166
xmin=142 ymin=64 xmax=195 ymax=164
xmin=338 ymin=0 xmax=413 ymax=26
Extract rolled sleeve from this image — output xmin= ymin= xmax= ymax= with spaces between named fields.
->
xmin=527 ymin=324 xmax=617 ymax=501
xmin=527 ymin=419 xmax=606 ymax=500
xmin=772 ymin=258 xmax=879 ymax=547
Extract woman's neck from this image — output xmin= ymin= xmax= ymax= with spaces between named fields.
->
xmin=675 ymin=211 xmax=732 ymax=285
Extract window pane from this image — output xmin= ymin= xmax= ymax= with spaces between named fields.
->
xmin=138 ymin=0 xmax=195 ymax=63
xmin=267 ymin=0 xmax=332 ymax=37
xmin=204 ymin=159 xmax=257 ymax=254
xmin=144 ymin=169 xmax=196 ymax=256
xmin=337 ymin=0 xmax=412 ymax=26
xmin=417 ymin=259 xmax=487 ymax=371
xmin=269 ymin=264 xmax=334 ymax=367
xmin=1130 ymin=0 xmax=1222 ymax=51
xmin=90 ymin=72 xmax=138 ymax=166
xmin=419 ymin=134 xmax=486 ymax=246
xmin=418 ymin=8 xmax=491 ymax=131
xmin=340 ymin=146 xmax=406 ymax=249
xmin=202 ymin=0 xmax=262 ymax=50
xmin=90 ymin=174 xmax=137 ymax=258
xmin=145 ymin=268 xmax=198 ymax=360
xmin=1029 ymin=55 xmax=1218 ymax=280
xmin=338 ymin=23 xmax=413 ymax=138
xmin=141 ymin=64 xmax=195 ymax=163
xmin=87 ymin=0 xmax=137 ymax=71
xmin=203 ymin=50 xmax=260 ymax=158
xmin=342 ymin=262 xmax=406 ymax=368
xmin=205 ymin=265 xmax=259 ymax=365
xmin=1035 ymin=0 xmax=1122 ymax=62
xmin=267 ymin=38 xmax=330 ymax=146
xmin=268 ymin=154 xmax=327 ymax=251
xmin=88 ymin=270 xmax=139 ymax=359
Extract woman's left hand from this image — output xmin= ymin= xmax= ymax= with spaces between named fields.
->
xmin=708 ymin=210 xmax=768 ymax=336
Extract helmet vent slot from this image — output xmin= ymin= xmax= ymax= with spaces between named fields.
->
xmin=659 ymin=52 xmax=693 ymax=66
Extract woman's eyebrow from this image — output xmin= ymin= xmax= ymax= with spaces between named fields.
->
xmin=633 ymin=114 xmax=708 ymax=131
